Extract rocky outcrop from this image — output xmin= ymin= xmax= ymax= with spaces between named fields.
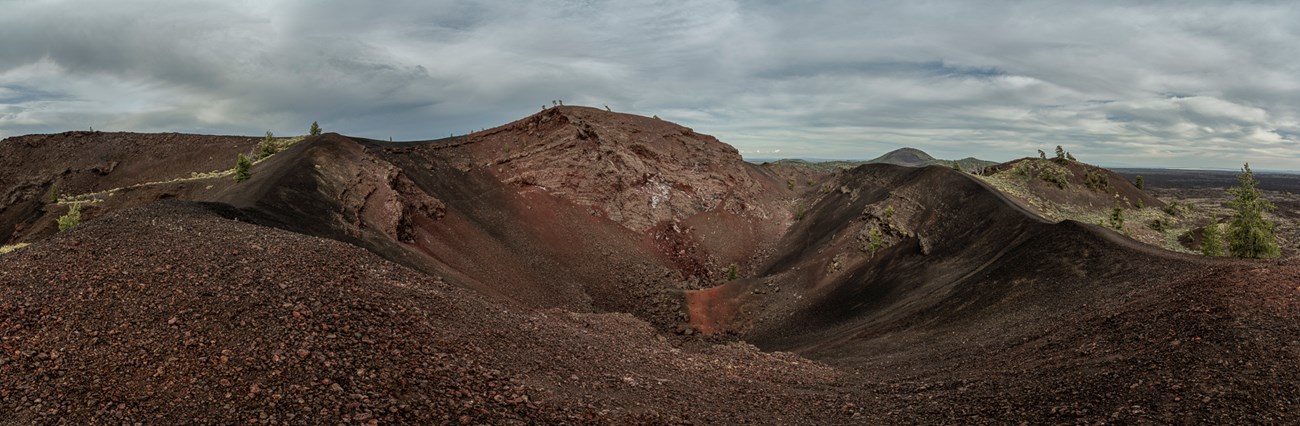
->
xmin=446 ymin=106 xmax=775 ymax=232
xmin=337 ymin=156 xmax=446 ymax=243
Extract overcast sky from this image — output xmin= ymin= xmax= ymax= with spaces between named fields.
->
xmin=2 ymin=1 xmax=1298 ymax=169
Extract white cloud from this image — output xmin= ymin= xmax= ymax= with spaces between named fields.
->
xmin=0 ymin=1 xmax=1297 ymax=169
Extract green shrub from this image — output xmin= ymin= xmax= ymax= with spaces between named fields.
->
xmin=787 ymin=178 xmax=796 ymax=191
xmin=1135 ymin=199 xmax=1145 ymax=209
xmin=49 ymin=184 xmax=58 ymax=203
xmin=1040 ymin=166 xmax=1069 ymax=189
xmin=1135 ymin=175 xmax=1145 ymax=190
xmin=1108 ymin=206 xmax=1123 ymax=230
xmin=727 ymin=264 xmax=738 ymax=281
xmin=1162 ymin=201 xmax=1181 ymax=217
xmin=1147 ymin=217 xmax=1168 ymax=232
xmin=794 ymin=205 xmax=806 ymax=221
xmin=883 ymin=206 xmax=895 ymax=218
xmin=868 ymin=227 xmax=885 ymax=253
xmin=234 ymin=154 xmax=252 ymax=182
xmin=58 ymin=203 xmax=81 ymax=232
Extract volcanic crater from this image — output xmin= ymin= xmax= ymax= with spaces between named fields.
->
xmin=1 ymin=106 xmax=1297 ymax=424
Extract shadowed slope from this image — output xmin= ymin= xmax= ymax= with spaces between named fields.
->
xmin=689 ymin=163 xmax=1300 ymax=422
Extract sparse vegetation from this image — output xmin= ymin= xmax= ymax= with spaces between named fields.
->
xmin=1226 ymin=163 xmax=1280 ymax=259
xmin=1040 ymin=165 xmax=1069 ymax=189
xmin=794 ymin=205 xmax=806 ymax=221
xmin=1083 ymin=170 xmax=1110 ymax=191
xmin=1010 ymin=159 xmax=1071 ymax=189
xmin=1147 ymin=216 xmax=1169 ymax=232
xmin=1201 ymin=217 xmax=1224 ymax=257
xmin=234 ymin=154 xmax=252 ymax=183
xmin=310 ymin=121 xmax=321 ymax=136
xmin=1108 ymin=206 xmax=1123 ymax=230
xmin=883 ymin=206 xmax=895 ymax=218
xmin=49 ymin=184 xmax=58 ymax=203
xmin=1066 ymin=152 xmax=1076 ymax=162
xmin=58 ymin=203 xmax=81 ymax=232
xmin=867 ymin=227 xmax=885 ymax=253
xmin=1162 ymin=201 xmax=1182 ymax=217
xmin=0 ymin=243 xmax=30 ymax=254
xmin=787 ymin=178 xmax=796 ymax=191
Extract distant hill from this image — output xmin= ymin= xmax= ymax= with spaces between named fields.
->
xmin=760 ymin=147 xmax=997 ymax=172
xmin=866 ymin=147 xmax=935 ymax=166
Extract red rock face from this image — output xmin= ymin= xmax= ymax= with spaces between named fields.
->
xmin=446 ymin=106 xmax=776 ymax=233
xmin=330 ymin=150 xmax=446 ymax=243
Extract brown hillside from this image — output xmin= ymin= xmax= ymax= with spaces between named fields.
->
xmin=0 ymin=201 xmax=856 ymax=424
xmin=986 ymin=157 xmax=1162 ymax=211
xmin=0 ymin=131 xmax=259 ymax=245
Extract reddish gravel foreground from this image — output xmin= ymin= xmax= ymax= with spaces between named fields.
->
xmin=0 ymin=202 xmax=857 ymax=425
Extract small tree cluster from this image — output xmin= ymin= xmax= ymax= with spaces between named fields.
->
xmin=58 ymin=203 xmax=81 ymax=232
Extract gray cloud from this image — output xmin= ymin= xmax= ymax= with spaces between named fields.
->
xmin=0 ymin=0 xmax=1297 ymax=169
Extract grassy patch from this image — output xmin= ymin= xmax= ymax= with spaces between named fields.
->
xmin=0 ymin=243 xmax=30 ymax=255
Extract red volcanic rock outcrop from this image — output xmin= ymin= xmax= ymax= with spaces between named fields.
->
xmin=446 ymin=106 xmax=777 ymax=232
xmin=321 ymin=140 xmax=447 ymax=243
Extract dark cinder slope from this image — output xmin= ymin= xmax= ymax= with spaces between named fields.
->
xmin=689 ymin=163 xmax=1300 ymax=422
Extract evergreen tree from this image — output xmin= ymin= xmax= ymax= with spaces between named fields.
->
xmin=309 ymin=121 xmax=321 ymax=136
xmin=234 ymin=153 xmax=252 ymax=182
xmin=1135 ymin=175 xmax=1145 ymax=190
xmin=1227 ymin=163 xmax=1280 ymax=258
xmin=1054 ymin=145 xmax=1065 ymax=161
xmin=1201 ymin=216 xmax=1223 ymax=257
xmin=258 ymin=131 xmax=278 ymax=159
